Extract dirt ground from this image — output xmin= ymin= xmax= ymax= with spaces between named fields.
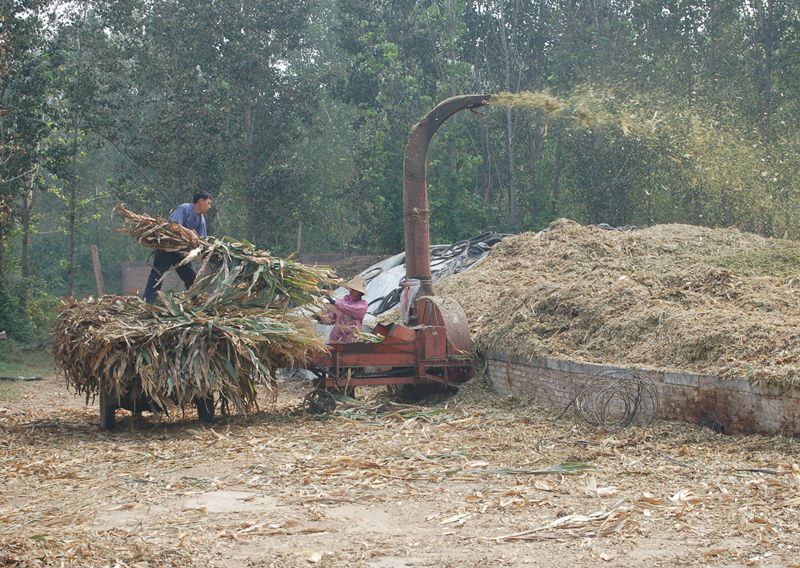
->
xmin=1 ymin=374 xmax=799 ymax=568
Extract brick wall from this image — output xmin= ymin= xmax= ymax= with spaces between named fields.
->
xmin=485 ymin=351 xmax=799 ymax=436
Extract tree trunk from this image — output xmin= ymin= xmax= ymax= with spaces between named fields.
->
xmin=692 ymin=184 xmax=703 ymax=225
xmin=481 ymin=120 xmax=492 ymax=204
xmin=20 ymin=173 xmax=34 ymax=310
xmin=447 ymin=0 xmax=458 ymax=178
xmin=67 ymin=111 xmax=80 ymax=297
xmin=755 ymin=0 xmax=776 ymax=141
xmin=591 ymin=0 xmax=608 ymax=75
xmin=683 ymin=41 xmax=694 ymax=97
xmin=529 ymin=113 xmax=543 ymax=221
xmin=721 ymin=189 xmax=731 ymax=226
xmin=497 ymin=4 xmax=517 ymax=228
xmin=591 ymin=127 xmax=607 ymax=223
xmin=66 ymin=3 xmax=87 ymax=298
xmin=551 ymin=135 xmax=562 ymax=218
xmin=506 ymin=108 xmax=517 ymax=227
xmin=243 ymin=100 xmax=258 ymax=242
xmin=0 ymin=224 xmax=5 ymax=282
xmin=449 ymin=137 xmax=458 ymax=177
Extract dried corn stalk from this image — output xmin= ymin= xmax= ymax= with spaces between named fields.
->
xmin=52 ymin=206 xmax=336 ymax=415
xmin=53 ymin=295 xmax=324 ymax=413
xmin=114 ymin=204 xmax=336 ymax=309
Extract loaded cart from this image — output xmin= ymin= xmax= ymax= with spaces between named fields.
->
xmin=305 ymin=95 xmax=490 ymax=413
xmin=54 ymin=209 xmax=333 ymax=431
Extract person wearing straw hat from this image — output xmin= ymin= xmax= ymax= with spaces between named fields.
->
xmin=317 ymin=276 xmax=368 ymax=343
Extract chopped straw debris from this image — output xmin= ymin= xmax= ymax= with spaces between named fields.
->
xmin=2 ymin=376 xmax=799 ymax=566
xmin=437 ymin=219 xmax=800 ymax=387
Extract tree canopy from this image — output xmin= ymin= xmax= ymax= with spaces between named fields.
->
xmin=1 ymin=0 xmax=799 ymax=340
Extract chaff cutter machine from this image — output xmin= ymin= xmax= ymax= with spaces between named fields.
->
xmin=306 ymin=95 xmax=490 ymax=413
xmin=306 ymin=296 xmax=474 ymax=412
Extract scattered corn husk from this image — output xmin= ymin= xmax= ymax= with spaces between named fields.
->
xmin=446 ymin=462 xmax=596 ymax=477
xmin=496 ymin=500 xmax=632 ymax=541
xmin=4 ymin=377 xmax=800 ymax=565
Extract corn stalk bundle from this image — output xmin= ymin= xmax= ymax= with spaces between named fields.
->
xmin=114 ymin=204 xmax=336 ymax=309
xmin=51 ymin=205 xmax=338 ymax=415
xmin=111 ymin=205 xmax=199 ymax=253
xmin=53 ymin=295 xmax=324 ymax=413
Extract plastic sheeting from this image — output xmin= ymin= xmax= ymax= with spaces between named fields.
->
xmin=327 ymin=232 xmax=511 ymax=329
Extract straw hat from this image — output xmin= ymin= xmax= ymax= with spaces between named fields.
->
xmin=343 ymin=276 xmax=367 ymax=296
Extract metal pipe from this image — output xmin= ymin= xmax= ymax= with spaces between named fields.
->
xmin=403 ymin=94 xmax=491 ymax=297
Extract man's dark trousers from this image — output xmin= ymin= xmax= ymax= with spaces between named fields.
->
xmin=142 ymin=250 xmax=197 ymax=304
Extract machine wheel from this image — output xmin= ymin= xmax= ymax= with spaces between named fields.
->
xmin=196 ymin=395 xmax=215 ymax=424
xmin=99 ymin=387 xmax=117 ymax=431
xmin=446 ymin=364 xmax=474 ymax=384
xmin=304 ymin=389 xmax=336 ymax=415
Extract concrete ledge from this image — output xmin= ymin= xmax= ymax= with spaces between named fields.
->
xmin=663 ymin=372 xmax=700 ymax=387
xmin=484 ymin=353 xmax=800 ymax=436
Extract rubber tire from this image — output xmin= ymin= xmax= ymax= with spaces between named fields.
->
xmin=304 ymin=389 xmax=336 ymax=414
xmin=99 ymin=388 xmax=117 ymax=431
xmin=196 ymin=395 xmax=215 ymax=424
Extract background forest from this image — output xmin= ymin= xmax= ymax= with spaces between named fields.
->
xmin=1 ymin=0 xmax=798 ymax=343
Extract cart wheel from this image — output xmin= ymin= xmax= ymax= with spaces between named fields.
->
xmin=196 ymin=395 xmax=215 ymax=424
xmin=304 ymin=389 xmax=336 ymax=415
xmin=99 ymin=387 xmax=117 ymax=431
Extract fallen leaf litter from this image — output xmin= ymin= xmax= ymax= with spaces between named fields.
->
xmin=1 ymin=375 xmax=798 ymax=566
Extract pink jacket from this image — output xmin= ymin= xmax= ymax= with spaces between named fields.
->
xmin=320 ymin=295 xmax=368 ymax=343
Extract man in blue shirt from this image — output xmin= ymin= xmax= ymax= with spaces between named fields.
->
xmin=142 ymin=191 xmax=212 ymax=304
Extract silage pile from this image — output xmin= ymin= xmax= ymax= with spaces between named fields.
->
xmin=52 ymin=206 xmax=335 ymax=413
xmin=437 ymin=219 xmax=800 ymax=386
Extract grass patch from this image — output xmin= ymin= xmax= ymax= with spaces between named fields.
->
xmin=0 ymin=342 xmax=54 ymax=378
xmin=0 ymin=343 xmax=53 ymax=402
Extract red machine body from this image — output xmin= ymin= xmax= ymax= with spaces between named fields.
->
xmin=311 ymin=297 xmax=473 ymax=391
xmin=307 ymin=95 xmax=490 ymax=410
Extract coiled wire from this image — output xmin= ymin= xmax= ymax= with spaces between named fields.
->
xmin=560 ymin=369 xmax=660 ymax=430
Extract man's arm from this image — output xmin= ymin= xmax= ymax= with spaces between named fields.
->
xmin=170 ymin=204 xmax=201 ymax=245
